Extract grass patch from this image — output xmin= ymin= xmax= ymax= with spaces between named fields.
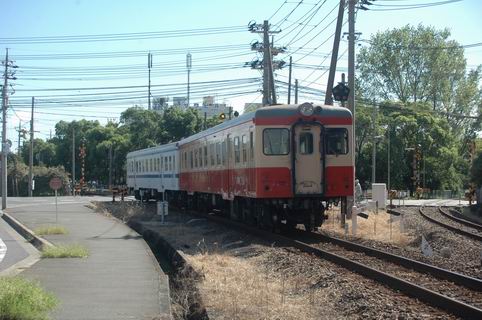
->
xmin=34 ymin=225 xmax=68 ymax=236
xmin=0 ymin=276 xmax=58 ymax=320
xmin=41 ymin=244 xmax=89 ymax=258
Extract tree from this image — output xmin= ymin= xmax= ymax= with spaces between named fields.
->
xmin=471 ymin=152 xmax=482 ymax=187
xmin=358 ymin=24 xmax=481 ymax=139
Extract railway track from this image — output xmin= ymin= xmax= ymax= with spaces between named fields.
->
xmin=189 ymin=209 xmax=482 ymax=319
xmin=418 ymin=206 xmax=482 ymax=242
xmin=439 ymin=207 xmax=482 ymax=231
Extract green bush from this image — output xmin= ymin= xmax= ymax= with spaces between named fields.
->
xmin=0 ymin=276 xmax=58 ymax=320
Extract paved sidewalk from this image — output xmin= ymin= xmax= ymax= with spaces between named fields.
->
xmin=4 ymin=197 xmax=171 ymax=320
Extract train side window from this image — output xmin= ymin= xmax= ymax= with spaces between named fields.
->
xmin=326 ymin=128 xmax=349 ymax=155
xmin=263 ymin=128 xmax=290 ymax=155
xmin=299 ymin=132 xmax=313 ymax=154
xmin=190 ymin=151 xmax=193 ymax=169
xmin=242 ymin=135 xmax=247 ymax=163
xmin=199 ymin=147 xmax=202 ymax=168
xmin=222 ymin=141 xmax=226 ymax=165
xmin=234 ymin=137 xmax=240 ymax=163
xmin=249 ymin=132 xmax=254 ymax=160
xmin=161 ymin=157 xmax=163 ymax=171
xmin=204 ymin=146 xmax=208 ymax=167
xmin=173 ymin=155 xmax=176 ymax=171
xmin=216 ymin=142 xmax=221 ymax=165
xmin=209 ymin=143 xmax=214 ymax=166
xmin=165 ymin=156 xmax=168 ymax=171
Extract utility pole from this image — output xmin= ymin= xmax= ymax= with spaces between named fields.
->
xmin=294 ymin=79 xmax=299 ymax=104
xmin=287 ymin=56 xmax=292 ymax=104
xmin=325 ymin=0 xmax=346 ymax=105
xmin=17 ymin=121 xmax=21 ymax=155
xmin=72 ymin=127 xmax=75 ymax=194
xmin=348 ymin=0 xmax=357 ymax=217
xmin=262 ymin=21 xmax=270 ymax=105
xmin=148 ymin=52 xmax=152 ymax=110
xmin=108 ymin=144 xmax=112 ymax=190
xmin=348 ymin=0 xmax=356 ymax=115
xmin=186 ymin=53 xmax=192 ymax=108
xmin=1 ymin=49 xmax=7 ymax=208
xmin=248 ymin=20 xmax=282 ymax=106
xmin=28 ymin=97 xmax=34 ymax=197
xmin=267 ymin=45 xmax=277 ymax=104
xmin=387 ymin=127 xmax=391 ymax=192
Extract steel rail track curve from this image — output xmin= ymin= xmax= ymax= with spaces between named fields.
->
xmin=304 ymin=228 xmax=482 ymax=291
xmin=418 ymin=207 xmax=482 ymax=242
xmin=439 ymin=207 xmax=482 ymax=231
xmin=184 ymin=208 xmax=482 ymax=319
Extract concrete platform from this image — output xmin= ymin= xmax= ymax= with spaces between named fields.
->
xmin=3 ymin=196 xmax=171 ymax=320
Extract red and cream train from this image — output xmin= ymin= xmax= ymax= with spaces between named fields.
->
xmin=126 ymin=102 xmax=354 ymax=230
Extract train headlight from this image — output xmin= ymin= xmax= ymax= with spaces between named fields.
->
xmin=298 ymin=103 xmax=314 ymax=116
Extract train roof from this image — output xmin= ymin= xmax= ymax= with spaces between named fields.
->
xmin=178 ymin=103 xmax=351 ymax=146
xmin=255 ymin=103 xmax=352 ymax=119
xmin=127 ymin=142 xmax=178 ymax=158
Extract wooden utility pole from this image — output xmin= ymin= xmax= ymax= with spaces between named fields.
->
xmin=108 ymin=144 xmax=112 ymax=190
xmin=287 ymin=56 xmax=292 ymax=104
xmin=325 ymin=0 xmax=346 ymax=106
xmin=28 ymin=97 xmax=34 ymax=197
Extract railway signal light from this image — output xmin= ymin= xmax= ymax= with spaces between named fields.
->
xmin=219 ymin=113 xmax=226 ymax=120
xmin=332 ymin=83 xmax=350 ymax=102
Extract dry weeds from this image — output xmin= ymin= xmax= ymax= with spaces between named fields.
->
xmin=322 ymin=206 xmax=413 ymax=246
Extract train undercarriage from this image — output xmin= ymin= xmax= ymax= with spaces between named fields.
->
xmin=133 ymin=188 xmax=345 ymax=231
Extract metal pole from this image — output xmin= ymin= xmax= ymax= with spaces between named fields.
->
xmin=287 ymin=56 xmax=292 ymax=104
xmin=186 ymin=53 xmax=192 ymax=108
xmin=72 ymin=127 xmax=75 ymax=194
xmin=148 ymin=53 xmax=152 ymax=110
xmin=28 ymin=97 xmax=34 ymax=197
xmin=388 ymin=127 xmax=391 ymax=192
xmin=17 ymin=121 xmax=21 ymax=155
xmin=348 ymin=0 xmax=356 ymax=214
xmin=325 ymin=0 xmax=346 ymax=106
xmin=108 ymin=144 xmax=112 ymax=190
xmin=2 ymin=49 xmax=9 ymax=208
xmin=55 ymin=189 xmax=58 ymax=224
xmin=371 ymin=106 xmax=376 ymax=185
xmin=262 ymin=20 xmax=270 ymax=106
xmin=294 ymin=79 xmax=298 ymax=104
xmin=268 ymin=45 xmax=277 ymax=105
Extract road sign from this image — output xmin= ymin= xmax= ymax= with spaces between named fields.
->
xmin=49 ymin=177 xmax=62 ymax=190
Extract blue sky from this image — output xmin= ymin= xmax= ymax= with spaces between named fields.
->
xmin=1 ymin=0 xmax=481 ymax=149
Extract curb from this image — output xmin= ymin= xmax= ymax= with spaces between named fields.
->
xmin=0 ymin=210 xmax=54 ymax=251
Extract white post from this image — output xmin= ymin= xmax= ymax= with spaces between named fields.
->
xmin=55 ymin=189 xmax=58 ymax=224
xmin=352 ymin=206 xmax=358 ymax=236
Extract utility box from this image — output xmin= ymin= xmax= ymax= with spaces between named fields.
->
xmin=372 ymin=183 xmax=387 ymax=209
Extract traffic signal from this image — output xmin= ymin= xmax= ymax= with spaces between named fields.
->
xmin=219 ymin=113 xmax=226 ymax=120
xmin=332 ymin=83 xmax=350 ymax=102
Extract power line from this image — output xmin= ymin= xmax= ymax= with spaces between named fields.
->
xmin=0 ymin=26 xmax=247 ymax=44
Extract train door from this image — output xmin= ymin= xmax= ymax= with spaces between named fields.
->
xmin=293 ymin=124 xmax=323 ymax=195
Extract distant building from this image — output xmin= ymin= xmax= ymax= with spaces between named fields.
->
xmin=202 ymin=96 xmax=215 ymax=106
xmin=173 ymin=96 xmax=188 ymax=109
xmin=195 ymin=96 xmax=230 ymax=118
xmin=152 ymin=97 xmax=169 ymax=112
